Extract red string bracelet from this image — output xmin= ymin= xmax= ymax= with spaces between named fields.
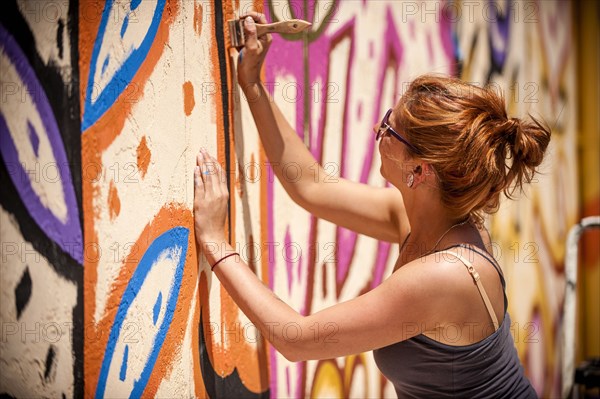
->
xmin=211 ymin=252 xmax=239 ymax=272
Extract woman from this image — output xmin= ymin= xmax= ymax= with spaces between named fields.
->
xmin=193 ymin=14 xmax=550 ymax=398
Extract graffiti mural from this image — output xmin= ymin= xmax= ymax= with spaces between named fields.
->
xmin=0 ymin=0 xmax=83 ymax=396
xmin=454 ymin=1 xmax=577 ymax=397
xmin=263 ymin=1 xmax=453 ymax=397
xmin=80 ymin=0 xmax=199 ymax=397
xmin=80 ymin=0 xmax=269 ymax=397
xmin=0 ymin=0 xmax=594 ymax=397
xmin=262 ymin=0 xmax=580 ymax=398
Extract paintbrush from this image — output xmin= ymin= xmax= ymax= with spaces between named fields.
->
xmin=228 ymin=18 xmax=311 ymax=47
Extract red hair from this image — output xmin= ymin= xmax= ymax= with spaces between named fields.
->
xmin=393 ymin=74 xmax=551 ymax=224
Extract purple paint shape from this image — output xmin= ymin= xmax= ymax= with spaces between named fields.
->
xmin=0 ymin=25 xmax=83 ymax=263
xmin=296 ymin=250 xmax=303 ymax=287
xmin=488 ymin=0 xmax=511 ymax=70
xmin=427 ymin=32 xmax=434 ymax=63
xmin=285 ymin=366 xmax=291 ymax=397
xmin=335 ymin=226 xmax=356 ymax=285
xmin=409 ymin=20 xmax=416 ymax=39
xmin=27 ymin=121 xmax=40 ymax=157
xmin=371 ymin=241 xmax=392 ymax=288
xmin=284 ymin=227 xmax=294 ymax=293
xmin=438 ymin=0 xmax=455 ymax=74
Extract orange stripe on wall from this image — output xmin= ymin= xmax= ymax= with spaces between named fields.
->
xmin=85 ymin=206 xmax=196 ymax=396
xmin=79 ymin=1 xmax=178 ymax=151
xmin=143 ymin=207 xmax=198 ymax=397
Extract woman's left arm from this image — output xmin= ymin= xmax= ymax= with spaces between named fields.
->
xmin=194 ymin=149 xmax=443 ymax=362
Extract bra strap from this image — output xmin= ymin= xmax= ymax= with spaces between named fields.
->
xmin=437 ymin=250 xmax=500 ymax=331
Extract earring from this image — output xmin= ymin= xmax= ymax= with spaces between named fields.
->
xmin=407 ymin=173 xmax=414 ymax=188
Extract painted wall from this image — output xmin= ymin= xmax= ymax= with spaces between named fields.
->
xmin=1 ymin=0 xmax=83 ymax=396
xmin=0 ymin=1 xmax=596 ymax=398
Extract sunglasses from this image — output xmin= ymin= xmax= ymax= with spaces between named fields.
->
xmin=376 ymin=108 xmax=420 ymax=154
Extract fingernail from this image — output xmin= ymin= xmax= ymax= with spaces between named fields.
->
xmin=195 ymin=166 xmax=200 ymax=174
xmin=245 ymin=16 xmax=254 ymax=25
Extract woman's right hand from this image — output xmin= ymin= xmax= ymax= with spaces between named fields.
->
xmin=237 ymin=12 xmax=272 ymax=90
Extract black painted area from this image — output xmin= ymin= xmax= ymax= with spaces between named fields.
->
xmin=57 ymin=19 xmax=65 ymax=59
xmin=14 ymin=267 xmax=32 ymax=319
xmin=44 ymin=345 xmax=57 ymax=383
xmin=213 ymin=0 xmax=232 ymax=242
xmin=199 ymin=313 xmax=269 ymax=399
xmin=0 ymin=1 xmax=84 ymax=398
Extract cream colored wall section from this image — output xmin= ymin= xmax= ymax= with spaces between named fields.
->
xmin=0 ymin=207 xmax=77 ymax=398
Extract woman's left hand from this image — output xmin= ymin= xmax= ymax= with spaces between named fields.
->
xmin=194 ymin=148 xmax=229 ymax=244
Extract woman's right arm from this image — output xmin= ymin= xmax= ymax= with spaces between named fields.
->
xmin=238 ymin=15 xmax=406 ymax=243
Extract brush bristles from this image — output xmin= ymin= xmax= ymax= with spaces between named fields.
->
xmin=228 ymin=20 xmax=245 ymax=48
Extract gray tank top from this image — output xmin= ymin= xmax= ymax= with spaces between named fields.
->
xmin=373 ymin=245 xmax=537 ymax=398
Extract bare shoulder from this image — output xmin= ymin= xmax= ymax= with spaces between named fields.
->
xmin=387 ymin=249 xmax=504 ymax=326
xmin=381 ymin=255 xmax=471 ymax=322
xmin=388 ymin=252 xmax=475 ymax=295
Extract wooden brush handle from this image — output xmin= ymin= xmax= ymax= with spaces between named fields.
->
xmin=255 ymin=19 xmax=311 ymax=36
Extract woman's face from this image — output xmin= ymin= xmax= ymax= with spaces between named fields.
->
xmin=374 ymin=110 xmax=414 ymax=189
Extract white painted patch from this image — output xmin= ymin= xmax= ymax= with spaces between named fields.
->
xmin=0 ymin=206 xmax=76 ymax=397
xmin=0 ymin=50 xmax=68 ymax=223
xmin=89 ymin=0 xmax=160 ymax=107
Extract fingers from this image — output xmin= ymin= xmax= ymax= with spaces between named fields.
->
xmin=195 ymin=148 xmax=229 ymax=197
xmin=218 ymin=158 xmax=228 ymax=195
xmin=250 ymin=12 xmax=272 ymax=50
xmin=245 ymin=11 xmax=267 ymax=24
xmin=194 ymin=165 xmax=203 ymax=197
xmin=242 ymin=12 xmax=272 ymax=51
xmin=200 ymin=149 xmax=215 ymax=195
xmin=243 ymin=16 xmax=259 ymax=52
xmin=206 ymin=152 xmax=228 ymax=198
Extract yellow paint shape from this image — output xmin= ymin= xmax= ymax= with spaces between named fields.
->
xmin=310 ymin=360 xmax=344 ymax=398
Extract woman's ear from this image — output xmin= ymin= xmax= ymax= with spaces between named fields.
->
xmin=412 ymin=162 xmax=436 ymax=187
xmin=422 ymin=163 xmax=435 ymax=176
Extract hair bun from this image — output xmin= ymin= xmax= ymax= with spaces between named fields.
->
xmin=394 ymin=74 xmax=551 ymax=225
xmin=507 ymin=117 xmax=520 ymax=131
xmin=506 ymin=117 xmax=523 ymax=153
